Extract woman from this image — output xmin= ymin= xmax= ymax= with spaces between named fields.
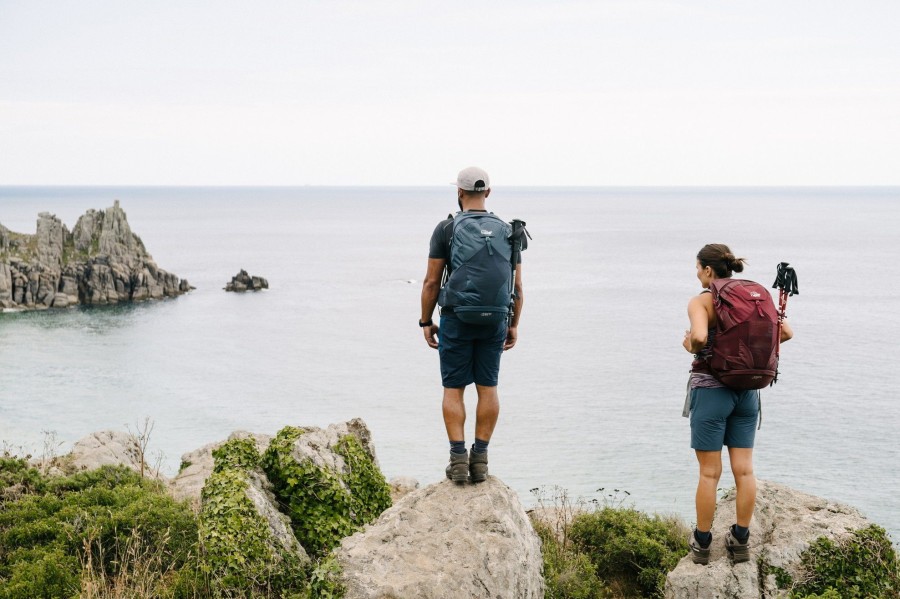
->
xmin=682 ymin=243 xmax=793 ymax=565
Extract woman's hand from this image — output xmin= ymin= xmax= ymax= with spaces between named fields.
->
xmin=682 ymin=329 xmax=693 ymax=352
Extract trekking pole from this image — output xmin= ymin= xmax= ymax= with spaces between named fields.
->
xmin=507 ymin=220 xmax=531 ymax=323
xmin=771 ymin=262 xmax=799 ymax=384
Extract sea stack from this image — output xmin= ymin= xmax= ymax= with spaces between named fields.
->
xmin=224 ymin=269 xmax=268 ymax=292
xmin=0 ymin=201 xmax=193 ymax=310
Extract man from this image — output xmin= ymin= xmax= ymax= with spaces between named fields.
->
xmin=419 ymin=166 xmax=524 ymax=484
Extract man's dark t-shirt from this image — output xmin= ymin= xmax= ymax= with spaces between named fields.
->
xmin=428 ymin=211 xmax=522 ymax=266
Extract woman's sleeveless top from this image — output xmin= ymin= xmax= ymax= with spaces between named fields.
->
xmin=690 ymin=328 xmax=724 ymax=389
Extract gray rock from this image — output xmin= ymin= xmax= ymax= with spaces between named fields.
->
xmin=68 ymin=430 xmax=166 ymax=481
xmin=241 ymin=468 xmax=309 ymax=564
xmin=170 ymin=431 xmax=273 ymax=509
xmin=0 ymin=201 xmax=193 ymax=311
xmin=337 ymin=477 xmax=545 ymax=599
xmin=388 ymin=476 xmax=419 ymax=503
xmin=0 ymin=262 xmax=12 ymax=309
xmin=35 ymin=213 xmax=66 ymax=268
xmin=225 ymin=269 xmax=269 ymax=292
xmin=664 ymin=480 xmax=875 ymax=599
xmin=292 ymin=418 xmax=380 ymax=474
xmin=199 ymin=440 xmax=310 ymax=576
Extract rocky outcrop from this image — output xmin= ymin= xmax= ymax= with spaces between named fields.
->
xmin=67 ymin=430 xmax=166 ymax=481
xmin=336 ymin=477 xmax=545 ymax=599
xmin=224 ymin=269 xmax=268 ymax=292
xmin=199 ymin=437 xmax=310 ymax=588
xmin=262 ymin=419 xmax=394 ymax=555
xmin=38 ymin=422 xmax=545 ymax=596
xmin=665 ymin=480 xmax=875 ymax=598
xmin=0 ymin=201 xmax=192 ymax=310
xmin=170 ymin=431 xmax=273 ymax=509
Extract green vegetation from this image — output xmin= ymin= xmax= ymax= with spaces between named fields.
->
xmin=783 ymin=525 xmax=899 ymax=599
xmin=261 ymin=427 xmax=392 ymax=558
xmin=533 ymin=518 xmax=606 ymax=599
xmin=0 ymin=461 xmax=201 ymax=598
xmin=0 ymin=231 xmax=36 ymax=263
xmin=199 ymin=438 xmax=306 ymax=595
xmin=61 ymin=235 xmax=76 ymax=265
xmin=0 ymin=426 xmax=390 ymax=598
xmin=569 ymin=508 xmax=688 ymax=598
xmin=531 ymin=487 xmax=689 ymax=599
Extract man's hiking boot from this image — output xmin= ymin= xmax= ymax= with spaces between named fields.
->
xmin=445 ymin=451 xmax=469 ymax=484
xmin=689 ymin=531 xmax=711 ymax=565
xmin=469 ymin=450 xmax=488 ymax=483
xmin=725 ymin=528 xmax=750 ymax=563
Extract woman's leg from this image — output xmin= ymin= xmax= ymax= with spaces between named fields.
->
xmin=727 ymin=447 xmax=756 ymax=527
xmin=695 ymin=450 xmax=723 ymax=531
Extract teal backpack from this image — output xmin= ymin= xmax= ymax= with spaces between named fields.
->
xmin=438 ymin=212 xmax=529 ymax=325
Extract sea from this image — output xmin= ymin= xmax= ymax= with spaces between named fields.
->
xmin=1 ymin=186 xmax=898 ymax=542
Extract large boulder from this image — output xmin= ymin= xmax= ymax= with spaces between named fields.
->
xmin=665 ymin=480 xmax=876 ymax=598
xmin=67 ymin=430 xmax=165 ymax=480
xmin=336 ymin=477 xmax=545 ymax=599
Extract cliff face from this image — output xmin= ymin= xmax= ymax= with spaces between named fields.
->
xmin=0 ymin=201 xmax=192 ymax=310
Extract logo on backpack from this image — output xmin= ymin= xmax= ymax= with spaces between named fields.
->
xmin=707 ymin=279 xmax=780 ymax=390
xmin=438 ymin=212 xmax=515 ymax=325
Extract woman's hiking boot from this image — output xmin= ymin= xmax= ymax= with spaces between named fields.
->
xmin=725 ymin=527 xmax=751 ymax=563
xmin=689 ymin=531 xmax=711 ymax=565
xmin=469 ymin=450 xmax=488 ymax=483
xmin=445 ymin=450 xmax=469 ymax=484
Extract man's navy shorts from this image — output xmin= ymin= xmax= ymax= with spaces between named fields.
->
xmin=689 ymin=386 xmax=759 ymax=451
xmin=438 ymin=314 xmax=506 ymax=388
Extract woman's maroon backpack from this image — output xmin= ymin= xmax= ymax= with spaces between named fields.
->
xmin=708 ymin=278 xmax=780 ymax=390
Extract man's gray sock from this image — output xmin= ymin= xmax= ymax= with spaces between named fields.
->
xmin=450 ymin=440 xmax=466 ymax=455
xmin=731 ymin=524 xmax=750 ymax=543
xmin=472 ymin=438 xmax=489 ymax=454
xmin=694 ymin=528 xmax=712 ymax=548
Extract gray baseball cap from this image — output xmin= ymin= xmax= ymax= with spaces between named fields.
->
xmin=454 ymin=166 xmax=490 ymax=192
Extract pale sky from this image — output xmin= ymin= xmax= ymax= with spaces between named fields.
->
xmin=1 ymin=1 xmax=898 ymax=186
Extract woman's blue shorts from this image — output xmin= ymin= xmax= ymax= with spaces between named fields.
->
xmin=689 ymin=386 xmax=760 ymax=451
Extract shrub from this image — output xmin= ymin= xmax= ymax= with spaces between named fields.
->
xmin=569 ymin=507 xmax=688 ymax=598
xmin=532 ymin=518 xmax=605 ymax=599
xmin=0 ymin=458 xmax=45 ymax=501
xmin=0 ymin=465 xmax=200 ymax=599
xmin=788 ymin=525 xmax=899 ymax=599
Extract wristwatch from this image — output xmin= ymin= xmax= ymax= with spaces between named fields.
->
xmin=418 ymin=319 xmax=433 ymax=327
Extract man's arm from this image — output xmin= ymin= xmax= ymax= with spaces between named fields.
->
xmin=420 ymin=257 xmax=445 ymax=349
xmin=504 ymin=263 xmax=523 ymax=350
